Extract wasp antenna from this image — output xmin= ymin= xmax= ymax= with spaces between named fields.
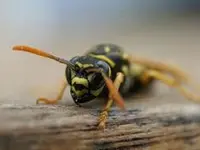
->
xmin=101 ymin=72 xmax=125 ymax=110
xmin=12 ymin=45 xmax=75 ymax=69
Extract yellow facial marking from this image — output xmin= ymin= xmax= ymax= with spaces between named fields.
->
xmin=104 ymin=46 xmax=110 ymax=53
xmin=72 ymin=77 xmax=88 ymax=87
xmin=83 ymin=64 xmax=94 ymax=68
xmin=89 ymin=54 xmax=115 ymax=68
xmin=75 ymin=62 xmax=93 ymax=68
xmin=76 ymin=62 xmax=83 ymax=68
xmin=71 ymin=86 xmax=88 ymax=96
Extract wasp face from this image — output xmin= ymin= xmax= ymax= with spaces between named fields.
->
xmin=65 ymin=56 xmax=110 ymax=105
xmin=70 ymin=70 xmax=104 ymax=104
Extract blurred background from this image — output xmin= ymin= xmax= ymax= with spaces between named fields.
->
xmin=0 ymin=0 xmax=199 ymax=105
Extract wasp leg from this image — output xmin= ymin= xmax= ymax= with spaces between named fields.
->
xmin=127 ymin=55 xmax=189 ymax=84
xmin=98 ymin=72 xmax=124 ymax=129
xmin=142 ymin=69 xmax=200 ymax=103
xmin=36 ymin=80 xmax=68 ymax=104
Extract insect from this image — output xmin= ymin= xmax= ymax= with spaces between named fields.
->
xmin=13 ymin=43 xmax=200 ymax=129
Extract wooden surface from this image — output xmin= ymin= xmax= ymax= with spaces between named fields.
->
xmin=1 ymin=94 xmax=200 ymax=150
xmin=0 ymin=15 xmax=200 ymax=150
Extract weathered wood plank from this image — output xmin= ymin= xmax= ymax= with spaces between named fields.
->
xmin=0 ymin=99 xmax=200 ymax=150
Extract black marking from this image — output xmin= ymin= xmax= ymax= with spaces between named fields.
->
xmin=73 ymin=83 xmax=88 ymax=91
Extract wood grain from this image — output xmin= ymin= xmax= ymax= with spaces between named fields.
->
xmin=0 ymin=98 xmax=200 ymax=150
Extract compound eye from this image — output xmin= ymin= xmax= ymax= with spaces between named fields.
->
xmin=89 ymin=73 xmax=103 ymax=89
xmin=97 ymin=61 xmax=107 ymax=69
xmin=93 ymin=73 xmax=103 ymax=83
xmin=96 ymin=61 xmax=110 ymax=76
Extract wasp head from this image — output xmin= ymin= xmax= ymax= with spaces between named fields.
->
xmin=65 ymin=56 xmax=111 ymax=105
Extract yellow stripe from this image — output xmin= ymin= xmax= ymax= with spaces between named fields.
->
xmin=89 ymin=54 xmax=115 ymax=68
xmin=76 ymin=62 xmax=83 ymax=68
xmin=71 ymin=86 xmax=88 ymax=96
xmin=75 ymin=62 xmax=94 ymax=68
xmin=108 ymin=66 xmax=111 ymax=77
xmin=72 ymin=77 xmax=88 ymax=87
xmin=83 ymin=64 xmax=94 ymax=68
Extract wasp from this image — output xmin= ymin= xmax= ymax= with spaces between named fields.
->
xmin=13 ymin=43 xmax=200 ymax=129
